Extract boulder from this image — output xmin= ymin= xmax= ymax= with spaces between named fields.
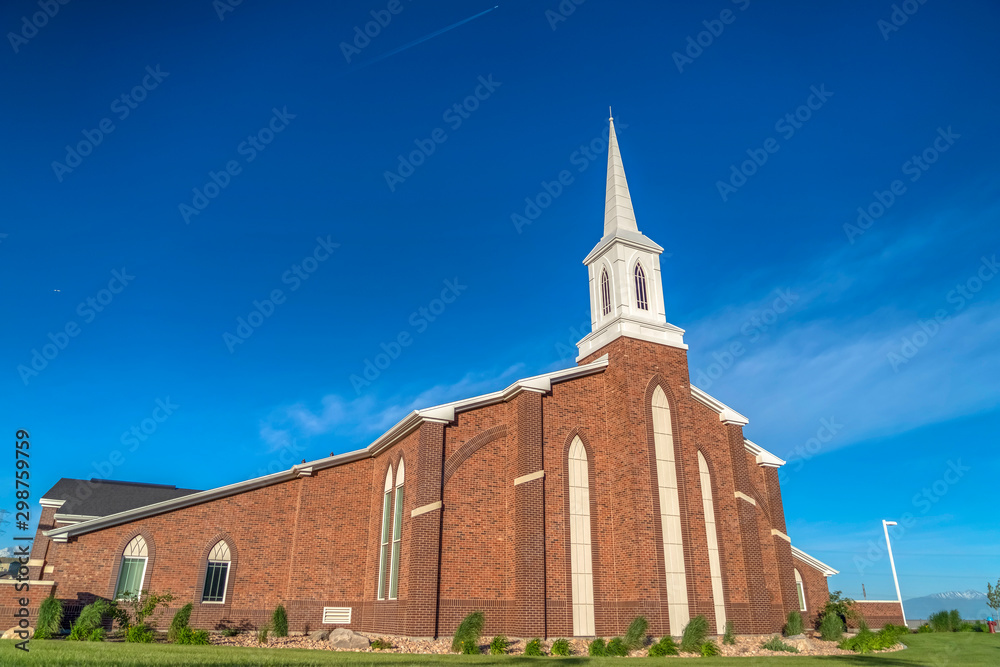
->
xmin=329 ymin=627 xmax=370 ymax=650
xmin=308 ymin=629 xmax=330 ymax=641
xmin=1 ymin=626 xmax=33 ymax=640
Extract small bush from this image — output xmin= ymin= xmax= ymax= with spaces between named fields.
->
xmin=971 ymin=621 xmax=987 ymax=632
xmin=125 ymin=623 xmax=155 ymax=643
xmin=257 ymin=625 xmax=269 ymax=645
xmin=489 ymin=634 xmax=508 ymax=655
xmin=588 ymin=637 xmax=607 ymax=656
xmin=840 ymin=626 xmax=878 ymax=654
xmin=69 ymin=600 xmax=112 ymax=641
xmin=819 ymin=610 xmax=844 ymax=641
xmin=176 ymin=627 xmax=211 ymax=645
xmin=86 ymin=628 xmax=106 ymax=642
xmin=784 ymin=610 xmax=804 ymax=636
xmin=451 ymin=610 xmax=485 ymax=653
xmin=948 ymin=609 xmax=962 ymax=631
xmin=168 ymin=603 xmax=193 ymax=642
xmin=271 ymin=604 xmax=288 ymax=638
xmin=917 ymin=623 xmax=932 ymax=633
xmin=624 ymin=615 xmax=649 ymax=650
xmin=648 ymin=636 xmax=680 ymax=656
xmin=762 ymin=635 xmax=799 ymax=653
xmin=606 ymin=637 xmax=629 ymax=656
xmin=929 ymin=609 xmax=957 ymax=632
xmin=680 ymin=615 xmax=708 ymax=652
xmin=551 ymin=638 xmax=571 ymax=656
xmin=34 ymin=595 xmax=64 ymax=639
xmin=461 ymin=639 xmax=481 ymax=655
xmin=700 ymin=640 xmax=720 ymax=657
xmin=958 ymin=622 xmax=974 ymax=632
xmin=722 ymin=620 xmax=736 ymax=645
xmin=371 ymin=638 xmax=393 ymax=650
xmin=524 ymin=638 xmax=544 ymax=656
xmin=222 ymin=627 xmax=241 ymax=637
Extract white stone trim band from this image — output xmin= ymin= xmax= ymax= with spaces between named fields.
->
xmin=514 ymin=470 xmax=545 ymax=486
xmin=410 ymin=501 xmax=442 ymax=518
xmin=771 ymin=529 xmax=791 ymax=542
xmin=734 ymin=491 xmax=757 ymax=505
xmin=27 ymin=559 xmax=44 ymax=567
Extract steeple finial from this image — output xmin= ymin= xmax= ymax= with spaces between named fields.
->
xmin=603 ymin=113 xmax=638 ymax=236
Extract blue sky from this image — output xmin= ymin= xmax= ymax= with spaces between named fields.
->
xmin=2 ymin=0 xmax=998 ymax=602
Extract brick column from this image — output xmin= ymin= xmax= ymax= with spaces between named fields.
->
xmin=725 ymin=424 xmax=771 ymax=633
xmin=763 ymin=467 xmax=798 ymax=618
xmin=404 ymin=421 xmax=446 ymax=637
xmin=512 ymin=390 xmax=546 ymax=637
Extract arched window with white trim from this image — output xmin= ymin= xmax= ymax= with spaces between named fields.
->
xmin=388 ymin=459 xmax=405 ymax=599
xmin=634 ymin=263 xmax=648 ymax=311
xmin=600 ymin=268 xmax=612 ymax=316
xmin=568 ymin=436 xmax=595 ymax=636
xmin=698 ymin=452 xmax=727 ymax=632
xmin=202 ymin=540 xmax=232 ymax=603
xmin=377 ymin=465 xmax=393 ymax=600
xmin=114 ymin=535 xmax=148 ymax=599
xmin=795 ymin=568 xmax=807 ymax=611
xmin=652 ymin=386 xmax=688 ymax=634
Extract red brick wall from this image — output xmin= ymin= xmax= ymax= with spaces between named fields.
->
xmin=792 ymin=554 xmax=831 ymax=627
xmin=851 ymin=600 xmax=905 ymax=628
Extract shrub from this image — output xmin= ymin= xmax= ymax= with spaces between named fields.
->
xmin=840 ymin=626 xmax=878 ymax=654
xmin=700 ymin=640 xmax=720 ymax=657
xmin=176 ymin=627 xmax=210 ymax=645
xmin=588 ymin=637 xmax=607 ymax=656
xmin=958 ymin=622 xmax=974 ymax=632
xmin=86 ymin=628 xmax=106 ymax=642
xmin=648 ymin=636 xmax=680 ymax=656
xmin=819 ymin=610 xmax=844 ymax=641
xmin=916 ymin=624 xmax=932 ymax=633
xmin=489 ymin=634 xmax=508 ymax=655
xmin=783 ymin=610 xmax=804 ymax=636
xmin=948 ymin=609 xmax=962 ymax=631
xmin=606 ymin=637 xmax=629 ymax=656
xmin=271 ymin=604 xmax=288 ymax=638
xmin=34 ymin=595 xmax=64 ymax=639
xmin=551 ymin=638 xmax=571 ymax=656
xmin=461 ymin=639 xmax=481 ymax=655
xmin=872 ymin=625 xmax=907 ymax=649
xmin=125 ymin=623 xmax=155 ymax=643
xmin=168 ymin=603 xmax=193 ymax=642
xmin=451 ymin=611 xmax=485 ymax=653
xmin=762 ymin=635 xmax=799 ymax=653
xmin=371 ymin=638 xmax=393 ymax=650
xmin=222 ymin=627 xmax=241 ymax=637
xmin=929 ymin=609 xmax=957 ymax=632
xmin=113 ymin=590 xmax=174 ymax=635
xmin=69 ymin=600 xmax=112 ymax=641
xmin=722 ymin=620 xmax=736 ymax=645
xmin=524 ymin=638 xmax=544 ymax=656
xmin=680 ymin=615 xmax=708 ymax=652
xmin=624 ymin=615 xmax=649 ymax=650
xmin=257 ymin=625 xmax=269 ymax=645
xmin=971 ymin=621 xmax=987 ymax=632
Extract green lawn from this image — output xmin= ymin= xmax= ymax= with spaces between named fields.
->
xmin=1 ymin=633 xmax=997 ymax=666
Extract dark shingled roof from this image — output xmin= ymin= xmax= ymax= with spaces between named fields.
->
xmin=42 ymin=478 xmax=201 ymax=518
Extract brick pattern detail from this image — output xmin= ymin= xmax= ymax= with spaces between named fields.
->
xmin=512 ymin=391 xmax=546 ymax=636
xmin=851 ymin=601 xmax=905 ymax=628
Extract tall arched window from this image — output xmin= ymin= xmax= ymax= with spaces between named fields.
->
xmin=652 ymin=386 xmax=688 ymax=634
xmin=794 ymin=568 xmax=807 ymax=611
xmin=388 ymin=459 xmax=405 ymax=600
xmin=600 ymin=268 xmax=611 ymax=316
xmin=568 ymin=436 xmax=595 ymax=636
xmin=698 ymin=452 xmax=727 ymax=633
xmin=377 ymin=465 xmax=393 ymax=600
xmin=114 ymin=535 xmax=148 ymax=599
xmin=202 ymin=541 xmax=232 ymax=603
xmin=634 ymin=263 xmax=648 ymax=310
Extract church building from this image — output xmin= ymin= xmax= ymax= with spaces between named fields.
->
xmin=16 ymin=115 xmax=846 ymax=639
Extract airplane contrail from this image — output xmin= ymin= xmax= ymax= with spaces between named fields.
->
xmin=353 ymin=5 xmax=499 ymax=71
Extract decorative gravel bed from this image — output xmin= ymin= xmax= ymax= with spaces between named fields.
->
xmin=211 ymin=631 xmax=906 ymax=657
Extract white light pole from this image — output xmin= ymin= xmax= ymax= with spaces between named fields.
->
xmin=882 ymin=520 xmax=907 ymax=626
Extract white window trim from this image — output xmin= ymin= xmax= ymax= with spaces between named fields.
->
xmin=202 ymin=560 xmax=231 ymax=604
xmin=794 ymin=568 xmax=807 ymax=612
xmin=377 ymin=465 xmax=393 ymax=600
xmin=114 ymin=556 xmax=148 ymax=600
xmin=388 ymin=459 xmax=405 ymax=600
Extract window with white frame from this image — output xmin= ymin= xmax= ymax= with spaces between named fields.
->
xmin=202 ymin=540 xmax=232 ymax=603
xmin=600 ymin=268 xmax=611 ymax=316
xmin=634 ymin=263 xmax=648 ymax=310
xmin=794 ymin=568 xmax=806 ymax=611
xmin=114 ymin=535 xmax=148 ymax=599
xmin=388 ymin=459 xmax=404 ymax=599
xmin=377 ymin=465 xmax=393 ymax=600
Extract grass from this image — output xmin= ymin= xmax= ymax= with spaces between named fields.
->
xmin=2 ymin=632 xmax=998 ymax=665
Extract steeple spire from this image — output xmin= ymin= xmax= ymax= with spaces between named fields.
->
xmin=603 ymin=113 xmax=638 ymax=237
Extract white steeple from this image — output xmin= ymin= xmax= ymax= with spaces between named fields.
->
xmin=576 ymin=112 xmax=686 ymax=361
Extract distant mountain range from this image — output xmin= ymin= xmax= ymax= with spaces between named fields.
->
xmin=902 ymin=590 xmax=995 ymax=621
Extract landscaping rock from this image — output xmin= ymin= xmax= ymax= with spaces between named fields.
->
xmin=1 ymin=626 xmax=33 ymax=640
xmin=786 ymin=633 xmax=806 ymax=639
xmin=308 ymin=630 xmax=330 ymax=641
xmin=329 ymin=628 xmax=369 ymax=649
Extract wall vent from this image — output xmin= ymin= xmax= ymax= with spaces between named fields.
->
xmin=322 ymin=607 xmax=351 ymax=624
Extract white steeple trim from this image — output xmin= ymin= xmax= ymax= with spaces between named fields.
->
xmin=578 ymin=113 xmax=686 ymax=361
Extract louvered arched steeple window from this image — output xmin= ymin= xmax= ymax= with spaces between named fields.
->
xmin=600 ymin=269 xmax=611 ymax=316
xmin=634 ymin=262 xmax=648 ymax=311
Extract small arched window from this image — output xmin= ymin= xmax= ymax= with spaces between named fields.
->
xmin=202 ymin=541 xmax=232 ymax=603
xmin=634 ymin=263 xmax=648 ymax=311
xmin=114 ymin=535 xmax=148 ymax=599
xmin=388 ymin=459 xmax=405 ymax=600
xmin=377 ymin=465 xmax=393 ymax=600
xmin=600 ymin=268 xmax=611 ymax=316
xmin=794 ymin=568 xmax=807 ymax=611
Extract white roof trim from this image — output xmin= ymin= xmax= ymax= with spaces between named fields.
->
xmin=743 ymin=439 xmax=786 ymax=468
xmin=791 ymin=546 xmax=839 ymax=576
xmin=44 ymin=355 xmax=610 ymax=541
xmin=39 ymin=498 xmax=66 ymax=509
xmin=690 ymin=386 xmax=749 ymax=426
